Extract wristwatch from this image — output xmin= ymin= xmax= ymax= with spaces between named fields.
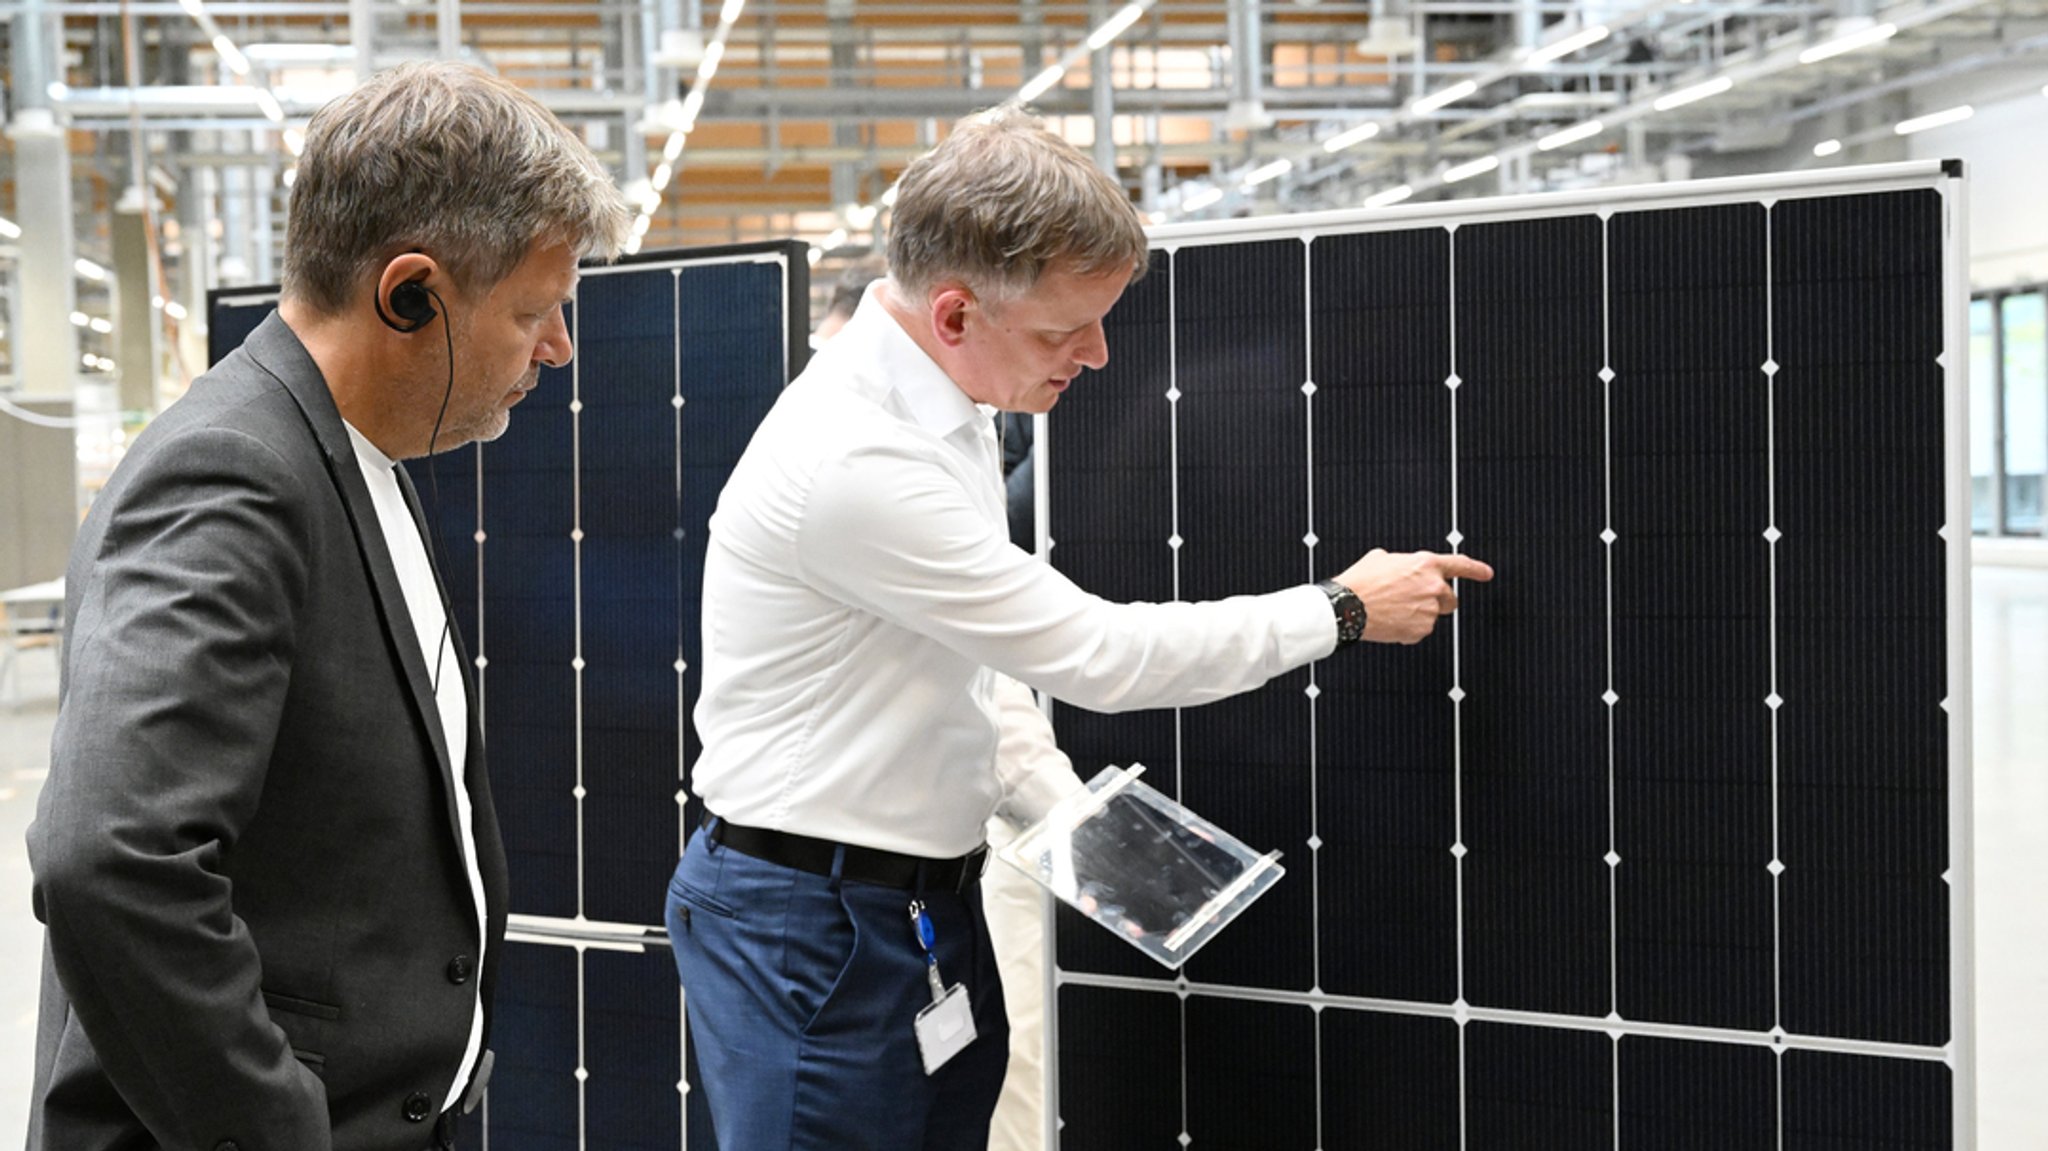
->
xmin=1315 ymin=579 xmax=1368 ymax=647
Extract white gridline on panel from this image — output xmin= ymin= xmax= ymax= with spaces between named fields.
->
xmin=1764 ymin=203 xmax=1789 ymax=1151
xmin=1300 ymin=231 xmax=1327 ymax=1151
xmin=1166 ymin=244 xmax=1192 ymax=1151
xmin=1445 ymin=222 xmax=1470 ymax=1151
xmin=1050 ymin=166 xmax=1969 ymax=1148
xmin=671 ymin=267 xmax=691 ymax=1147
xmin=1056 ymin=970 xmax=1952 ymax=1063
xmin=1601 ymin=211 xmax=1621 ymax=1151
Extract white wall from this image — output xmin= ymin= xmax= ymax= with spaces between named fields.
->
xmin=1907 ymin=91 xmax=2048 ymax=290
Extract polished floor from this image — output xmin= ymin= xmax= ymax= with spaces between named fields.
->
xmin=0 ymin=566 xmax=2043 ymax=1147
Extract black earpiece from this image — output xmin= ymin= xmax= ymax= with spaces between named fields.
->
xmin=377 ymin=280 xmax=438 ymax=333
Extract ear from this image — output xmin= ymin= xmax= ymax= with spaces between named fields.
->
xmin=928 ymin=284 xmax=978 ymax=350
xmin=374 ymin=252 xmax=443 ymax=313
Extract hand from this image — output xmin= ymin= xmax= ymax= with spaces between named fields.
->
xmin=1331 ymin=549 xmax=1495 ymax=645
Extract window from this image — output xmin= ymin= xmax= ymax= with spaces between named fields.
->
xmin=1971 ymin=298 xmax=1996 ymax=533
xmin=2002 ymin=292 xmax=2046 ymax=535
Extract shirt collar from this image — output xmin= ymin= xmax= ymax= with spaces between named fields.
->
xmin=836 ymin=283 xmax=988 ymax=438
xmin=342 ymin=417 xmax=398 ymax=476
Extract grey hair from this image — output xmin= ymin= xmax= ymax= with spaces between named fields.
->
xmin=886 ymin=103 xmax=1148 ymax=306
xmin=282 ymin=60 xmax=635 ymax=313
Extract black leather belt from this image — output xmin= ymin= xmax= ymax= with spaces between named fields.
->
xmin=705 ymin=815 xmax=988 ymax=894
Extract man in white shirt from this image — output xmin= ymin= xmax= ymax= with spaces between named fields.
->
xmin=668 ymin=104 xmax=1492 ymax=1150
xmin=27 ymin=62 xmax=631 ymax=1151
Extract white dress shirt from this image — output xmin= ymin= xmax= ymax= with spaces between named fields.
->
xmin=691 ymin=289 xmax=1336 ymax=858
xmin=343 ymin=421 xmax=487 ymax=1113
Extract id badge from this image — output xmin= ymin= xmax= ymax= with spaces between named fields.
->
xmin=913 ymin=982 xmax=977 ymax=1075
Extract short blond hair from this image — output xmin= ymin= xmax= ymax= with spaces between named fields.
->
xmin=887 ymin=104 xmax=1148 ymax=305
xmin=283 ymin=61 xmax=634 ymax=313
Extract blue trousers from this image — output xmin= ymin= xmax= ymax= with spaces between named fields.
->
xmin=666 ymin=825 xmax=1010 ymax=1151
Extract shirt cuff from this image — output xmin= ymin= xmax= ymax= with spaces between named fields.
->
xmin=1277 ymin=582 xmax=1342 ymax=665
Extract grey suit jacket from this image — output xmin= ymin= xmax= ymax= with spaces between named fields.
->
xmin=26 ymin=312 xmax=511 ymax=1151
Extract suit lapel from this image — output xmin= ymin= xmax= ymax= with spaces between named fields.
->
xmin=241 ymin=312 xmax=459 ymax=792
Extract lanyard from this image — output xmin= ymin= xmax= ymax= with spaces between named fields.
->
xmin=907 ymin=899 xmax=946 ymax=1003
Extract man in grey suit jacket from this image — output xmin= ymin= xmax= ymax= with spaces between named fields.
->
xmin=26 ymin=62 xmax=631 ymax=1150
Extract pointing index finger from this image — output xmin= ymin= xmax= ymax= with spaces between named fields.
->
xmin=1435 ymin=553 xmax=1495 ymax=583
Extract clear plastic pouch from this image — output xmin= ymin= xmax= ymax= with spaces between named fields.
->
xmin=996 ymin=764 xmax=1285 ymax=969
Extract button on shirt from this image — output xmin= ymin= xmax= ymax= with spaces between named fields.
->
xmin=691 ymin=290 xmax=1336 ymax=858
xmin=342 ymin=421 xmax=487 ymax=1114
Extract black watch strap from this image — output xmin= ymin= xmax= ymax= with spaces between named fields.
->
xmin=1315 ymin=579 xmax=1368 ymax=647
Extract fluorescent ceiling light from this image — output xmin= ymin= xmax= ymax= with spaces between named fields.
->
xmin=89 ymin=317 xmax=114 ymax=334
xmin=1653 ymin=76 xmax=1734 ymax=112
xmin=71 ymin=311 xmax=90 ymax=327
xmin=719 ymin=0 xmax=745 ymax=26
xmin=1813 ymin=138 xmax=1842 ymax=157
xmin=0 ymin=217 xmax=19 ymax=240
xmin=177 ymin=0 xmax=203 ymax=15
xmin=1019 ymin=65 xmax=1065 ymax=103
xmin=1442 ymin=155 xmax=1500 ymax=183
xmin=75 ymin=258 xmax=109 ymax=281
xmin=1323 ymin=121 xmax=1382 ymax=153
xmin=1798 ymin=22 xmax=1896 ymax=65
xmin=679 ymin=88 xmax=706 ymax=127
xmin=662 ymin=132 xmax=686 ymax=163
xmin=1537 ymin=119 xmax=1606 ymax=150
xmin=1411 ymin=80 xmax=1479 ymax=115
xmin=283 ymin=127 xmax=306 ymax=157
xmin=1182 ymin=186 xmax=1225 ymax=212
xmin=255 ymin=89 xmax=285 ymax=123
xmin=699 ymin=40 xmax=726 ymax=82
xmin=1243 ymin=159 xmax=1293 ymax=188
xmin=1363 ymin=184 xmax=1414 ymax=208
xmin=1895 ymin=105 xmax=1973 ymax=135
xmin=823 ymin=227 xmax=848 ymax=249
xmin=1087 ymin=3 xmax=1147 ymax=52
xmin=1526 ymin=24 xmax=1610 ymax=68
xmin=881 ymin=184 xmax=900 ymax=208
xmin=164 ymin=300 xmax=189 ymax=321
xmin=212 ymin=35 xmax=251 ymax=76
xmin=651 ymin=163 xmax=674 ymax=192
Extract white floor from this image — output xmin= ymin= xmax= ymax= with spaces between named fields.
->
xmin=0 ymin=568 xmax=2043 ymax=1147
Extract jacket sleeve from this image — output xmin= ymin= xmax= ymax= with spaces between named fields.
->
xmin=29 ymin=424 xmax=334 ymax=1150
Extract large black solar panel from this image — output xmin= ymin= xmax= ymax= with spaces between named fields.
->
xmin=1045 ymin=163 xmax=1970 ymax=1148
xmin=206 ymin=242 xmax=806 ymax=1151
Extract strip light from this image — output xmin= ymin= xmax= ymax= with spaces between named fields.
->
xmin=0 ymin=217 xmax=19 ymax=240
xmin=1537 ymin=119 xmax=1606 ymax=150
xmin=1363 ymin=184 xmax=1414 ymax=208
xmin=1798 ymin=22 xmax=1897 ymax=65
xmin=635 ymin=0 xmax=756 ymax=252
xmin=1182 ymin=186 xmax=1225 ymax=212
xmin=1813 ymin=138 xmax=1843 ymax=157
xmin=1014 ymin=0 xmax=1158 ymax=104
xmin=74 ymin=258 xmax=108 ymax=282
xmin=1526 ymin=24 xmax=1611 ymax=68
xmin=1086 ymin=2 xmax=1148 ymax=52
xmin=1895 ymin=104 xmax=1973 ymax=135
xmin=1411 ymin=79 xmax=1479 ymax=115
xmin=1322 ymin=121 xmax=1382 ymax=153
xmin=1653 ymin=76 xmax=1734 ymax=112
xmin=1243 ymin=159 xmax=1293 ymax=188
xmin=1442 ymin=155 xmax=1500 ymax=183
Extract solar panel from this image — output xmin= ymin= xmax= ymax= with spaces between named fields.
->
xmin=206 ymin=242 xmax=807 ymax=1150
xmin=1043 ymin=162 xmax=1971 ymax=1149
